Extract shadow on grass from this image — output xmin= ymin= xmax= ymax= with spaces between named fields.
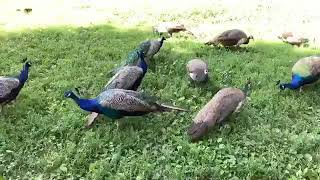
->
xmin=0 ymin=24 xmax=320 ymax=179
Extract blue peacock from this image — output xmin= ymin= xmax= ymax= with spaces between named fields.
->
xmin=278 ymin=55 xmax=320 ymax=91
xmin=85 ymin=50 xmax=148 ymax=126
xmin=0 ymin=60 xmax=31 ymax=111
xmin=64 ymin=88 xmax=187 ymax=120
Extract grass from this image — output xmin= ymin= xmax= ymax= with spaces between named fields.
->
xmin=0 ymin=25 xmax=320 ymax=179
xmin=0 ymin=23 xmax=320 ymax=179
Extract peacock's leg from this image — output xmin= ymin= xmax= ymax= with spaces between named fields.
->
xmin=299 ymin=86 xmax=303 ymax=92
xmin=116 ymin=121 xmax=120 ymax=130
xmin=86 ymin=112 xmax=99 ymax=128
xmin=116 ymin=120 xmax=125 ymax=130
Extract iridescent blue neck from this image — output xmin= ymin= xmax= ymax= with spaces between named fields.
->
xmin=138 ymin=55 xmax=148 ymax=74
xmin=282 ymin=74 xmax=303 ymax=89
xmin=18 ymin=65 xmax=30 ymax=83
xmin=69 ymin=93 xmax=100 ymax=112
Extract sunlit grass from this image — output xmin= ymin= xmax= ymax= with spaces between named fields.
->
xmin=1 ymin=0 xmax=320 ymax=179
xmin=0 ymin=24 xmax=320 ymax=179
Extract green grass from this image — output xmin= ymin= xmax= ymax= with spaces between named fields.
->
xmin=0 ymin=24 xmax=320 ymax=179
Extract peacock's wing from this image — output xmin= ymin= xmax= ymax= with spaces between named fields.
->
xmin=97 ymin=89 xmax=156 ymax=112
xmin=227 ymin=29 xmax=247 ymax=39
xmin=0 ymin=77 xmax=20 ymax=98
xmin=104 ymin=66 xmax=143 ymax=90
xmin=215 ymin=29 xmax=247 ymax=45
xmin=215 ymin=37 xmax=240 ymax=46
xmin=305 ymin=56 xmax=320 ymax=77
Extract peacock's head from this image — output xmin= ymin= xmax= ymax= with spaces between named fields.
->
xmin=25 ymin=61 xmax=32 ymax=68
xmin=64 ymin=90 xmax=75 ymax=98
xmin=279 ymin=84 xmax=286 ymax=90
xmin=137 ymin=50 xmax=144 ymax=58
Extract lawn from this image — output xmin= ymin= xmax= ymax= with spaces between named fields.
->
xmin=1 ymin=1 xmax=320 ymax=179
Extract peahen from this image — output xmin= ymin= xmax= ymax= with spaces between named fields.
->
xmin=186 ymin=59 xmax=209 ymax=82
xmin=64 ymin=88 xmax=187 ymax=120
xmin=278 ymin=55 xmax=320 ymax=91
xmin=0 ymin=60 xmax=31 ymax=111
xmin=278 ymin=32 xmax=309 ymax=47
xmin=188 ymin=80 xmax=251 ymax=142
xmin=205 ymin=29 xmax=253 ymax=47
xmin=153 ymin=22 xmax=194 ymax=37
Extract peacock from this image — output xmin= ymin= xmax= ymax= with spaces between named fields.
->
xmin=278 ymin=55 xmax=320 ymax=91
xmin=188 ymin=80 xmax=251 ymax=141
xmin=138 ymin=37 xmax=166 ymax=64
xmin=86 ymin=51 xmax=148 ymax=127
xmin=0 ymin=60 xmax=31 ymax=111
xmin=205 ymin=29 xmax=253 ymax=47
xmin=64 ymin=88 xmax=187 ymax=120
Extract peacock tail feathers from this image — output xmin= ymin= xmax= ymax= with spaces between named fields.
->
xmin=292 ymin=62 xmax=311 ymax=77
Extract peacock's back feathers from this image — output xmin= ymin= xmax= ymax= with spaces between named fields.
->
xmin=0 ymin=77 xmax=20 ymax=98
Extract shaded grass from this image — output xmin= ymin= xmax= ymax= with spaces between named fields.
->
xmin=0 ymin=24 xmax=320 ymax=179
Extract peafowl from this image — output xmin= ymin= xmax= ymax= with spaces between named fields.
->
xmin=188 ymin=80 xmax=251 ymax=141
xmin=153 ymin=22 xmax=194 ymax=37
xmin=278 ymin=55 xmax=320 ymax=92
xmin=205 ymin=29 xmax=253 ymax=47
xmin=278 ymin=32 xmax=309 ymax=47
xmin=0 ymin=60 xmax=31 ymax=111
xmin=104 ymin=51 xmax=147 ymax=91
xmin=138 ymin=37 xmax=166 ymax=64
xmin=186 ymin=59 xmax=209 ymax=82
xmin=65 ymin=88 xmax=187 ymax=120
xmin=87 ymin=51 xmax=148 ymax=127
